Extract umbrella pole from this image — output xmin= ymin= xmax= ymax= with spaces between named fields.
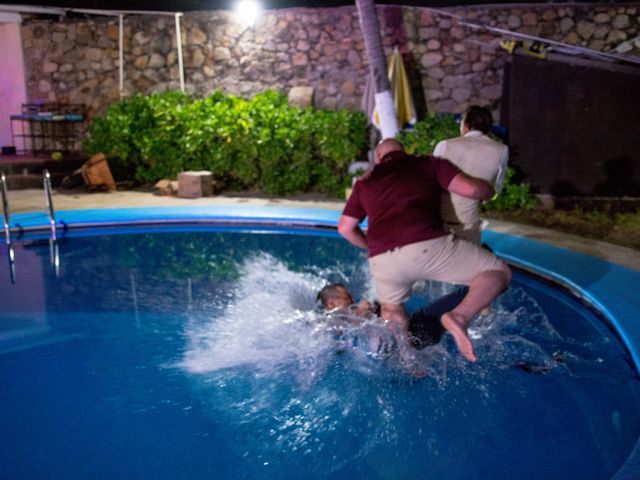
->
xmin=355 ymin=0 xmax=399 ymax=140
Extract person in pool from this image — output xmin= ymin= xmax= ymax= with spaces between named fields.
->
xmin=317 ymin=283 xmax=565 ymax=374
xmin=317 ymin=283 xmax=468 ymax=349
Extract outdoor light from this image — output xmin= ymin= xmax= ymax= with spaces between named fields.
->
xmin=234 ymin=0 xmax=261 ymax=27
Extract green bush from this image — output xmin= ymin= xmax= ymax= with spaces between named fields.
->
xmin=83 ymin=90 xmax=367 ymax=197
xmin=482 ymin=167 xmax=539 ymax=211
xmin=398 ymin=113 xmax=460 ymax=155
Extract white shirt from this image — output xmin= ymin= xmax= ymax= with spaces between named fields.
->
xmin=434 ymin=130 xmax=509 ymax=225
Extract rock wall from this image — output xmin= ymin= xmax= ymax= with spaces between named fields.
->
xmin=20 ymin=3 xmax=639 ymax=120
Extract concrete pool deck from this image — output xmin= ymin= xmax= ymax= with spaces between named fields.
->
xmin=6 ymin=187 xmax=640 ymax=272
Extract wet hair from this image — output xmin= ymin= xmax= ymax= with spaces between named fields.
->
xmin=316 ymin=283 xmax=349 ymax=308
xmin=462 ymin=106 xmax=493 ymax=134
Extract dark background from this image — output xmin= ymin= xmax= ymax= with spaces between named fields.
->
xmin=502 ymin=54 xmax=640 ymax=197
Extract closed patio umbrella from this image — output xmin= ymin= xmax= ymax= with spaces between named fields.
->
xmin=362 ymin=47 xmax=417 ymax=133
xmin=387 ymin=47 xmax=417 ymax=129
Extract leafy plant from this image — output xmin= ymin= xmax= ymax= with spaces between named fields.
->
xmin=482 ymin=167 xmax=539 ymax=211
xmin=83 ymin=90 xmax=367 ymax=197
xmin=398 ymin=113 xmax=460 ymax=155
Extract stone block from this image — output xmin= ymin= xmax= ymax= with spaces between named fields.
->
xmin=178 ymin=171 xmax=213 ymax=198
xmin=288 ymin=86 xmax=314 ymax=108
xmin=154 ymin=179 xmax=174 ymax=196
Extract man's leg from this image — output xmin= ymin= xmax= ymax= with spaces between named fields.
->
xmin=380 ymin=303 xmax=412 ymax=352
xmin=369 ymin=251 xmax=416 ymax=355
xmin=380 ymin=303 xmax=427 ymax=377
xmin=410 ymin=286 xmax=468 ymax=348
xmin=441 ymin=268 xmax=511 ymax=362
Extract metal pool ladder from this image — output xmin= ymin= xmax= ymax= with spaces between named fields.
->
xmin=0 ymin=170 xmax=60 ymax=281
xmin=1 ymin=171 xmax=16 ymax=282
xmin=2 ymin=170 xmax=58 ymax=239
xmin=43 ymin=170 xmax=60 ymax=275
xmin=43 ymin=170 xmax=57 ymax=241
xmin=1 ymin=172 xmax=10 ymax=243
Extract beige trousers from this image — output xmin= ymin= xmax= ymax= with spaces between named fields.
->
xmin=369 ymin=234 xmax=508 ymax=304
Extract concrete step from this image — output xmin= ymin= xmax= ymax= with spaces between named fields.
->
xmin=5 ymin=173 xmax=46 ymax=190
xmin=1 ymin=155 xmax=86 ymax=175
xmin=4 ymin=171 xmax=69 ymax=189
xmin=1 ymin=154 xmax=87 ymax=189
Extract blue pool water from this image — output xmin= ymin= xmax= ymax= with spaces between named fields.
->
xmin=1 ymin=227 xmax=639 ymax=479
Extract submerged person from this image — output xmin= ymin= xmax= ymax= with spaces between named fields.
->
xmin=338 ymin=139 xmax=511 ymax=363
xmin=317 ymin=283 xmax=378 ymax=319
xmin=316 ymin=283 xmax=392 ymax=359
xmin=317 ymin=283 xmax=468 ymax=349
xmin=317 ymin=283 xmax=563 ymax=375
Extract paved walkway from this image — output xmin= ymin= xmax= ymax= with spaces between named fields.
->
xmin=7 ymin=188 xmax=640 ymax=272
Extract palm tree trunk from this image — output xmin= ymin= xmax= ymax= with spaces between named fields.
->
xmin=356 ymin=0 xmax=399 ymax=139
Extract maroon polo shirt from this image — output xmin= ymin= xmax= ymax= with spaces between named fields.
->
xmin=342 ymin=151 xmax=461 ymax=257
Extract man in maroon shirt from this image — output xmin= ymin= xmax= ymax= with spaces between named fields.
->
xmin=338 ymin=139 xmax=511 ymax=363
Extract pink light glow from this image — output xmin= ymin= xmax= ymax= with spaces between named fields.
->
xmin=0 ymin=20 xmax=27 ymax=149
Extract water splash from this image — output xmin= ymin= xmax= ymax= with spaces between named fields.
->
xmin=180 ymin=253 xmax=332 ymax=376
xmin=174 ymin=252 xmax=634 ymax=477
xmin=180 ymin=254 xmax=576 ymax=383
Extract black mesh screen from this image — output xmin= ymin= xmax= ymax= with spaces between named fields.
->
xmin=503 ymin=54 xmax=640 ymax=197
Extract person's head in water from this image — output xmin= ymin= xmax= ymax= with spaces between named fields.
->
xmin=318 ymin=283 xmax=379 ymax=319
xmin=317 ymin=283 xmax=354 ymax=311
xmin=374 ymin=138 xmax=404 ymax=164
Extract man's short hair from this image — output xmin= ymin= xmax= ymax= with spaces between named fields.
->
xmin=374 ymin=138 xmax=404 ymax=163
xmin=317 ymin=283 xmax=347 ymax=308
xmin=376 ymin=138 xmax=404 ymax=150
xmin=462 ymin=106 xmax=493 ymax=134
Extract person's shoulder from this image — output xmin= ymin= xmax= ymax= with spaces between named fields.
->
xmin=354 ymin=167 xmax=373 ymax=182
xmin=478 ymin=133 xmax=506 ymax=147
xmin=483 ymin=135 xmax=509 ymax=155
xmin=434 ymin=137 xmax=454 ymax=154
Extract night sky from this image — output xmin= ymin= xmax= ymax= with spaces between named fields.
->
xmin=0 ymin=0 xmax=623 ymax=13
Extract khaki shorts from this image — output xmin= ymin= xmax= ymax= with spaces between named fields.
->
xmin=369 ymin=234 xmax=508 ymax=304
xmin=444 ymin=221 xmax=482 ymax=245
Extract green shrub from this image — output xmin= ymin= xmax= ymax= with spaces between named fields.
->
xmin=482 ymin=167 xmax=539 ymax=211
xmin=83 ymin=90 xmax=367 ymax=197
xmin=398 ymin=113 xmax=460 ymax=155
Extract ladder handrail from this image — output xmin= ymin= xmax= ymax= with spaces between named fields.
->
xmin=1 ymin=172 xmax=10 ymax=244
xmin=43 ymin=169 xmax=57 ymax=241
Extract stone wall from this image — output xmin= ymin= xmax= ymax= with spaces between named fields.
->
xmin=20 ymin=3 xmax=640 ymax=120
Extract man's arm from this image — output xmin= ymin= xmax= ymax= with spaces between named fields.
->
xmin=337 ymin=215 xmax=368 ymax=250
xmin=447 ymin=172 xmax=495 ymax=201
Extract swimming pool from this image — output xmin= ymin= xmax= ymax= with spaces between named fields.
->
xmin=2 ymin=206 xmax=640 ymax=479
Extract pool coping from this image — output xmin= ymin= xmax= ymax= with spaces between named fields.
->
xmin=4 ymin=205 xmax=640 ymax=478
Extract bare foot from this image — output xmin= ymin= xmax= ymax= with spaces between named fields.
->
xmin=441 ymin=313 xmax=477 ymax=362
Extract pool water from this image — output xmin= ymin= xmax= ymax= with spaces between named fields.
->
xmin=1 ymin=227 xmax=639 ymax=479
